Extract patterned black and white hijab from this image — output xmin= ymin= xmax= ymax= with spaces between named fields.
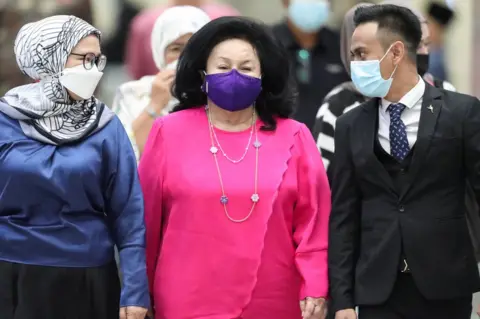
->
xmin=0 ymin=15 xmax=114 ymax=145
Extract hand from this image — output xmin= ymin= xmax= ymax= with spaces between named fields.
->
xmin=119 ymin=306 xmax=148 ymax=319
xmin=150 ymin=69 xmax=175 ymax=112
xmin=146 ymin=308 xmax=154 ymax=318
xmin=335 ymin=308 xmax=357 ymax=319
xmin=476 ymin=303 xmax=480 ymax=316
xmin=300 ymin=297 xmax=327 ymax=319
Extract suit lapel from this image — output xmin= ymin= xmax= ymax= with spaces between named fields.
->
xmin=399 ymin=84 xmax=443 ymax=199
xmin=357 ymin=99 xmax=397 ymax=194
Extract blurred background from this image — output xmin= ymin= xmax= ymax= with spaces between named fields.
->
xmin=0 ymin=0 xmax=477 ymax=103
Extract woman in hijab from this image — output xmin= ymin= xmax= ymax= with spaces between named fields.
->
xmin=313 ymin=1 xmax=456 ymax=181
xmin=125 ymin=0 xmax=238 ymax=80
xmin=0 ymin=16 xmax=149 ymax=319
xmin=113 ymin=5 xmax=210 ymax=158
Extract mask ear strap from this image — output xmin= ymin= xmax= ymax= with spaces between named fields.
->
xmin=380 ymin=44 xmax=394 ymax=63
xmin=381 ymin=43 xmax=399 ymax=79
xmin=200 ymin=71 xmax=208 ymax=93
xmin=389 ymin=64 xmax=399 ymax=79
xmin=41 ymin=69 xmax=64 ymax=82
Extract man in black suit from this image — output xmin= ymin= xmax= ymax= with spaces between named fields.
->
xmin=328 ymin=4 xmax=480 ymax=319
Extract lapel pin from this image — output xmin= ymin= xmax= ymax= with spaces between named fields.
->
xmin=427 ymin=105 xmax=434 ymax=113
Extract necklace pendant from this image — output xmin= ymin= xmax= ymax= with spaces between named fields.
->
xmin=210 ymin=146 xmax=218 ymax=154
xmin=251 ymin=194 xmax=260 ymax=203
xmin=253 ymin=141 xmax=262 ymax=148
xmin=220 ymin=195 xmax=229 ymax=204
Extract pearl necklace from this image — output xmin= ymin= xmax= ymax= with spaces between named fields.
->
xmin=206 ymin=106 xmax=261 ymax=223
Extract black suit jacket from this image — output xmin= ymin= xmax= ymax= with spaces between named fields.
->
xmin=328 ymin=83 xmax=480 ymax=311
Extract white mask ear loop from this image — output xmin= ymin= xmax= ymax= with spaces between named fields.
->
xmin=380 ymin=44 xmax=398 ymax=80
xmin=380 ymin=44 xmax=394 ymax=62
xmin=389 ymin=64 xmax=399 ymax=80
xmin=39 ymin=70 xmax=63 ymax=82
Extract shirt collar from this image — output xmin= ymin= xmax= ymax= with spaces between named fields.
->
xmin=381 ymin=76 xmax=425 ymax=112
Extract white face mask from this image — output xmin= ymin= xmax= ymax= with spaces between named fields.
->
xmin=165 ymin=59 xmax=178 ymax=71
xmin=59 ymin=64 xmax=103 ymax=100
xmin=161 ymin=60 xmax=179 ymax=113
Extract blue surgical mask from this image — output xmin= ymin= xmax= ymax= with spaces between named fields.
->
xmin=288 ymin=0 xmax=330 ymax=33
xmin=350 ymin=46 xmax=398 ymax=98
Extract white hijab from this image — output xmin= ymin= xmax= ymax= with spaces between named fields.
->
xmin=151 ymin=5 xmax=211 ymax=70
xmin=112 ymin=5 xmax=210 ymax=159
xmin=113 ymin=5 xmax=210 ymax=112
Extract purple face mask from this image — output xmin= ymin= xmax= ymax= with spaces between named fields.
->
xmin=202 ymin=69 xmax=262 ymax=112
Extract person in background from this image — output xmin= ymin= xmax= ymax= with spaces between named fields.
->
xmin=329 ymin=4 xmax=480 ymax=319
xmin=314 ymin=0 xmax=455 ymax=180
xmin=139 ymin=16 xmax=330 ymax=319
xmin=272 ymin=0 xmax=350 ymax=132
xmin=0 ymin=16 xmax=149 ymax=319
xmin=425 ymin=1 xmax=455 ymax=81
xmin=96 ymin=0 xmax=141 ymax=106
xmin=52 ymin=0 xmax=93 ymax=24
xmin=125 ymin=0 xmax=239 ymax=80
xmin=113 ymin=6 xmax=210 ymax=159
xmin=0 ymin=3 xmax=42 ymax=95
xmin=102 ymin=0 xmax=140 ymax=66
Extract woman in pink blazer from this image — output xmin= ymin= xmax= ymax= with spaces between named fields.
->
xmin=139 ymin=16 xmax=331 ymax=319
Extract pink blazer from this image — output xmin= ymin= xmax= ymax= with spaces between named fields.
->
xmin=138 ymin=108 xmax=331 ymax=318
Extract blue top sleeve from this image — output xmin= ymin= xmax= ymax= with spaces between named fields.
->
xmin=104 ymin=119 xmax=150 ymax=308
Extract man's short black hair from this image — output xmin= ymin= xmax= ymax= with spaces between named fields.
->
xmin=427 ymin=2 xmax=455 ymax=27
xmin=353 ymin=4 xmax=422 ymax=61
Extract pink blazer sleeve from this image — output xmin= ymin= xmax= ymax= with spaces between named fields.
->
xmin=292 ymin=124 xmax=331 ymax=299
xmin=138 ymin=119 xmax=165 ymax=297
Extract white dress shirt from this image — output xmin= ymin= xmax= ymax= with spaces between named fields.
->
xmin=378 ymin=77 xmax=426 ymax=154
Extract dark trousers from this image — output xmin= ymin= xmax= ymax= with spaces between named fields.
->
xmin=0 ymin=260 xmax=120 ymax=319
xmin=358 ymin=273 xmax=472 ymax=319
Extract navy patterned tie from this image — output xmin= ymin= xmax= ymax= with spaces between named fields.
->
xmin=387 ymin=103 xmax=410 ymax=161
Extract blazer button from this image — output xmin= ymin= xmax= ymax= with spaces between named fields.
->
xmin=400 ymin=168 xmax=406 ymax=174
xmin=399 ymin=205 xmax=405 ymax=212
